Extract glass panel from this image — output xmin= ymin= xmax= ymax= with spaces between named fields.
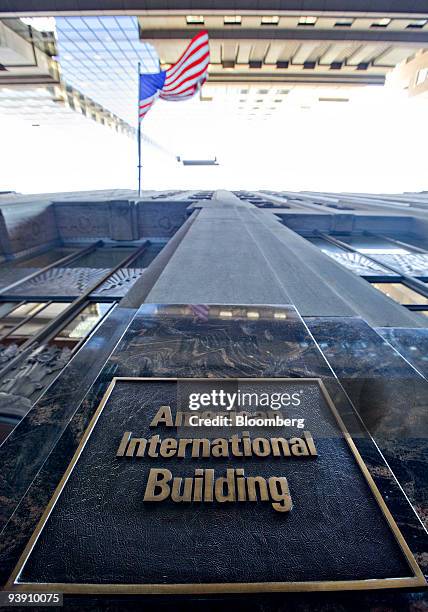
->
xmin=371 ymin=283 xmax=428 ymax=305
xmin=11 ymin=303 xmax=70 ymax=337
xmin=0 ymin=302 xmax=20 ymax=319
xmin=128 ymin=244 xmax=164 ymax=268
xmin=338 ymin=236 xmax=411 ymax=255
xmin=0 ymin=302 xmax=46 ymax=334
xmin=307 ymin=238 xmax=391 ymax=275
xmin=15 ymin=248 xmax=76 ymax=268
xmin=67 ymin=247 xmax=136 ymax=268
xmin=307 ymin=237 xmax=346 ymax=254
xmin=55 ymin=303 xmax=112 ymax=340
xmin=374 ymin=253 xmax=428 ymax=277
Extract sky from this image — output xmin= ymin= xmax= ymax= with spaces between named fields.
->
xmin=1 ymin=85 xmax=427 ymax=195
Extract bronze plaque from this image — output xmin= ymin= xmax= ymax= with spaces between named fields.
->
xmin=8 ymin=378 xmax=425 ymax=594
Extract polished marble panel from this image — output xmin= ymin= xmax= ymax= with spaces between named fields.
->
xmin=375 ymin=326 xmax=428 ymax=379
xmin=305 ymin=316 xmax=428 ymax=529
xmin=0 ymin=306 xmax=137 ymax=532
xmin=0 ymin=305 xmax=426 ymax=610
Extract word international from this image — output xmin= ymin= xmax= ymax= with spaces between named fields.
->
xmin=115 ymin=406 xmax=319 ymax=513
xmin=116 ymin=430 xmax=318 ymax=459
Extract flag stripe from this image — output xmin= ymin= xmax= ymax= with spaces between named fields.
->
xmin=162 ymin=51 xmax=210 ymax=92
xmin=164 ymin=39 xmax=209 ymax=85
xmin=138 ymin=30 xmax=209 ymax=121
xmin=164 ymin=31 xmax=209 ymax=81
xmin=163 ymin=63 xmax=209 ymax=96
xmin=160 ymin=85 xmax=198 ymax=101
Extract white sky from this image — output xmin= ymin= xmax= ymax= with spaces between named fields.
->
xmin=1 ymin=85 xmax=427 ymax=195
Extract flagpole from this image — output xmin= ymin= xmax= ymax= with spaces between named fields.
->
xmin=137 ymin=61 xmax=142 ymax=197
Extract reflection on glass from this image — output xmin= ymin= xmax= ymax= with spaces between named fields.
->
xmin=12 ymin=303 xmax=69 ymax=337
xmin=307 ymin=237 xmax=347 ymax=254
xmin=0 ymin=303 xmax=21 ymax=319
xmin=338 ymin=236 xmax=410 ymax=255
xmin=128 ymin=244 xmax=164 ymax=268
xmin=13 ymin=248 xmax=76 ymax=268
xmin=55 ymin=303 xmax=111 ymax=340
xmin=67 ymin=248 xmax=136 ymax=268
xmin=307 ymin=237 xmax=390 ymax=274
xmin=0 ymin=303 xmax=46 ymax=335
xmin=371 ymin=283 xmax=428 ymax=305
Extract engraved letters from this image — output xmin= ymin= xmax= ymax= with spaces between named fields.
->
xmin=116 ymin=404 xmax=318 ymax=513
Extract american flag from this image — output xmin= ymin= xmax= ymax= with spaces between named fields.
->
xmin=138 ymin=30 xmax=210 ymax=120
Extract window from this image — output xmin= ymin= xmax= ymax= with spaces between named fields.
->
xmin=371 ymin=283 xmax=428 ymax=306
xmin=224 ymin=16 xmax=242 ymax=25
xmin=0 ymin=300 xmax=114 ymax=348
xmin=0 ymin=298 xmax=115 ymax=440
xmin=298 ymin=16 xmax=317 ymax=26
xmin=307 ymin=238 xmax=347 ymax=254
xmin=371 ymin=18 xmax=391 ymax=28
xmin=406 ymin=19 xmax=427 ymax=29
xmin=130 ymin=243 xmax=165 ymax=268
xmin=307 ymin=237 xmax=393 ymax=276
xmin=303 ymin=61 xmax=316 ymax=69
xmin=54 ymin=303 xmax=112 ymax=344
xmin=357 ymin=62 xmax=369 ymax=70
xmin=7 ymin=248 xmax=76 ymax=269
xmin=186 ymin=15 xmax=204 ymax=24
xmin=335 ymin=18 xmax=354 ymax=27
xmin=416 ymin=68 xmax=428 ymax=86
xmin=261 ymin=16 xmax=279 ymax=26
xmin=276 ymin=61 xmax=289 ymax=69
xmin=0 ymin=303 xmax=18 ymax=319
xmin=307 ymin=234 xmax=428 ymax=312
xmin=338 ymin=236 xmax=410 ymax=255
xmin=10 ymin=303 xmax=70 ymax=338
xmin=68 ymin=247 xmax=137 ymax=268
xmin=249 ymin=60 xmax=262 ymax=68
xmin=0 ymin=303 xmax=46 ymax=336
xmin=258 ymin=89 xmax=269 ymax=94
xmin=330 ymin=62 xmax=343 ymax=70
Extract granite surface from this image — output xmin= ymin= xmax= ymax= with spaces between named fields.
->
xmin=375 ymin=326 xmax=428 ymax=379
xmin=0 ymin=304 xmax=426 ymax=610
xmin=305 ymin=316 xmax=428 ymax=533
xmin=0 ymin=305 xmax=137 ymax=533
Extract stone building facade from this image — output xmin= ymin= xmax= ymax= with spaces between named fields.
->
xmin=0 ymin=188 xmax=427 ymax=609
